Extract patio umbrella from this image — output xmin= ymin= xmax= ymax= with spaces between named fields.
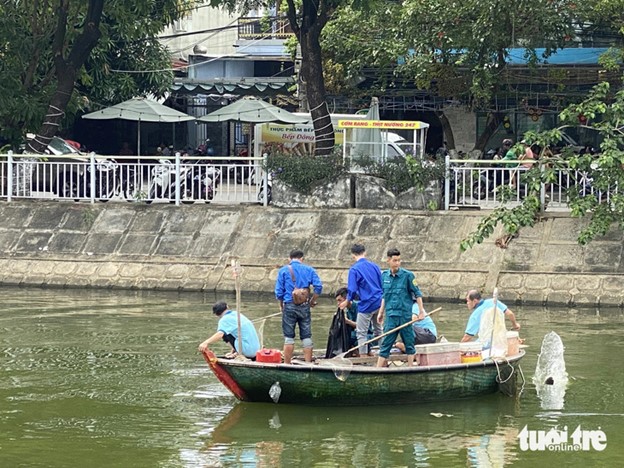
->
xmin=198 ymin=96 xmax=308 ymax=156
xmin=353 ymin=97 xmax=383 ymax=160
xmin=82 ymin=97 xmax=195 ymax=156
xmin=197 ymin=96 xmax=308 ymax=124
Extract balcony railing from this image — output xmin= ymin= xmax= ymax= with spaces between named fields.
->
xmin=238 ymin=16 xmax=293 ymax=40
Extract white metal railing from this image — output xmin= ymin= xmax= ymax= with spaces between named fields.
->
xmin=0 ymin=151 xmax=611 ymax=211
xmin=0 ymin=152 xmax=270 ymax=206
xmin=444 ymin=156 xmax=613 ymax=211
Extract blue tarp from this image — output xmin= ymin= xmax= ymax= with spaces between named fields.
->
xmin=401 ymin=47 xmax=610 ymax=66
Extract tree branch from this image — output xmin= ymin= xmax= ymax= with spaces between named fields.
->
xmin=285 ymin=0 xmax=300 ymax=35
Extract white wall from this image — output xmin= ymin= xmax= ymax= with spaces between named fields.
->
xmin=189 ymin=59 xmax=254 ymax=80
xmin=160 ymin=6 xmax=239 ymax=59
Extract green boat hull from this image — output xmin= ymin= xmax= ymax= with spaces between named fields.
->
xmin=203 ymin=350 xmax=525 ymax=405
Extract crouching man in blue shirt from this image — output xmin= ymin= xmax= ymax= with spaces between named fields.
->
xmin=395 ymin=303 xmax=437 ymax=353
xmin=198 ymin=301 xmax=261 ymax=359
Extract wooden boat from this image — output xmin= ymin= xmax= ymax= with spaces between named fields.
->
xmin=201 ymin=348 xmax=525 ymax=405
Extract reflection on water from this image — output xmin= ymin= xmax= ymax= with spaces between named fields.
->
xmin=1 ymin=287 xmax=624 ymax=467
xmin=194 ymin=402 xmax=521 ymax=467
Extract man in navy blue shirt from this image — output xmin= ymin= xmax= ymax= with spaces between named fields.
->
xmin=339 ymin=244 xmax=383 ymax=356
xmin=275 ymin=249 xmax=323 ymax=363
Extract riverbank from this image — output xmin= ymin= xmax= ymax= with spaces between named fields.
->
xmin=0 ymin=200 xmax=622 ymax=307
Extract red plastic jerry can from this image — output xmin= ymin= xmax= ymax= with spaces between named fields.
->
xmin=256 ymin=348 xmax=282 ymax=363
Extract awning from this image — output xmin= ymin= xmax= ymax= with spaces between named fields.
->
xmin=171 ymin=77 xmax=294 ymax=96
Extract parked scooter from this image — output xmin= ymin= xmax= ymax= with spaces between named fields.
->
xmin=255 ymin=167 xmax=272 ymax=204
xmin=194 ymin=138 xmax=215 ymax=157
xmin=471 ymin=148 xmax=508 ymax=199
xmin=188 ymin=163 xmax=220 ymax=202
xmin=145 ymin=157 xmax=220 ymax=203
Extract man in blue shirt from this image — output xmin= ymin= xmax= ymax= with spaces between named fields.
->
xmin=461 ymin=289 xmax=521 ymax=342
xmin=275 ymin=249 xmax=323 ymax=364
xmin=339 ymin=244 xmax=383 ymax=356
xmin=198 ymin=301 xmax=261 ymax=359
xmin=395 ymin=303 xmax=437 ymax=352
xmin=376 ymin=248 xmax=426 ymax=367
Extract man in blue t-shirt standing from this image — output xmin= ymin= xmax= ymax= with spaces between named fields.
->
xmin=198 ymin=301 xmax=261 ymax=359
xmin=339 ymin=244 xmax=383 ymax=356
xmin=275 ymin=249 xmax=323 ymax=364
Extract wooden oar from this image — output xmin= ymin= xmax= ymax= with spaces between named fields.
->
xmin=232 ymin=259 xmax=243 ymax=354
xmin=336 ymin=307 xmax=442 ymax=359
xmin=488 ymin=288 xmax=498 ymax=354
xmin=251 ymin=312 xmax=282 ymax=323
xmin=318 ymin=307 xmax=443 ymax=381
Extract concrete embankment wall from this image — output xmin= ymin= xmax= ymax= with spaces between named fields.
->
xmin=0 ymin=200 xmax=622 ymax=307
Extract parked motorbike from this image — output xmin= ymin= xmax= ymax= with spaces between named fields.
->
xmin=228 ymin=163 xmax=256 ymax=184
xmin=471 ymin=150 xmax=510 ymax=200
xmin=145 ymin=157 xmax=220 ymax=204
xmin=256 ymin=168 xmax=273 ymax=205
xmin=194 ymin=138 xmax=215 ymax=157
xmin=15 ymin=136 xmax=118 ymax=200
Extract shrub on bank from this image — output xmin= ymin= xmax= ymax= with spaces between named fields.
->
xmin=354 ymin=154 xmax=446 ymax=195
xmin=265 ymin=149 xmax=445 ymax=199
xmin=265 ymin=149 xmax=348 ymax=194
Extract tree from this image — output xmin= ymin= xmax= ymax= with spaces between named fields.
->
xmin=461 ymin=81 xmax=624 ymax=250
xmin=324 ymin=0 xmax=624 ymax=246
xmin=323 ymin=0 xmax=583 ymax=151
xmin=215 ymin=0 xmax=361 ymax=155
xmin=460 ymin=0 xmax=624 ymax=248
xmin=0 ymin=1 xmax=197 ymax=152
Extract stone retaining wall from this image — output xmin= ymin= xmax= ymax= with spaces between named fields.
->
xmin=0 ymin=200 xmax=622 ymax=307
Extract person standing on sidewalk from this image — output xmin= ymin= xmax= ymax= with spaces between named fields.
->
xmin=339 ymin=244 xmax=383 ymax=356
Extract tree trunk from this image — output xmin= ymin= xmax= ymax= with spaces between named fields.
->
xmin=436 ymin=111 xmax=455 ymax=149
xmin=26 ymin=0 xmax=104 ymax=154
xmin=299 ymin=30 xmax=334 ymax=155
xmin=285 ymin=0 xmax=334 ymax=156
xmin=474 ymin=111 xmax=505 ymax=152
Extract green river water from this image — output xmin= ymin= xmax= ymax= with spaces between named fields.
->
xmin=1 ymin=287 xmax=623 ymax=467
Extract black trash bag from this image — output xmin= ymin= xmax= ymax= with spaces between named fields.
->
xmin=325 ymin=308 xmax=351 ymax=359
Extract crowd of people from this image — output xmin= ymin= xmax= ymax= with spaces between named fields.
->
xmin=198 ymin=244 xmax=521 ymax=366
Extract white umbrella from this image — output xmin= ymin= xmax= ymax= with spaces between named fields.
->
xmin=198 ymin=97 xmax=307 ymax=156
xmin=197 ymin=96 xmax=308 ymax=124
xmin=353 ymin=97 xmax=383 ymax=160
xmin=82 ymin=97 xmax=195 ymax=155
